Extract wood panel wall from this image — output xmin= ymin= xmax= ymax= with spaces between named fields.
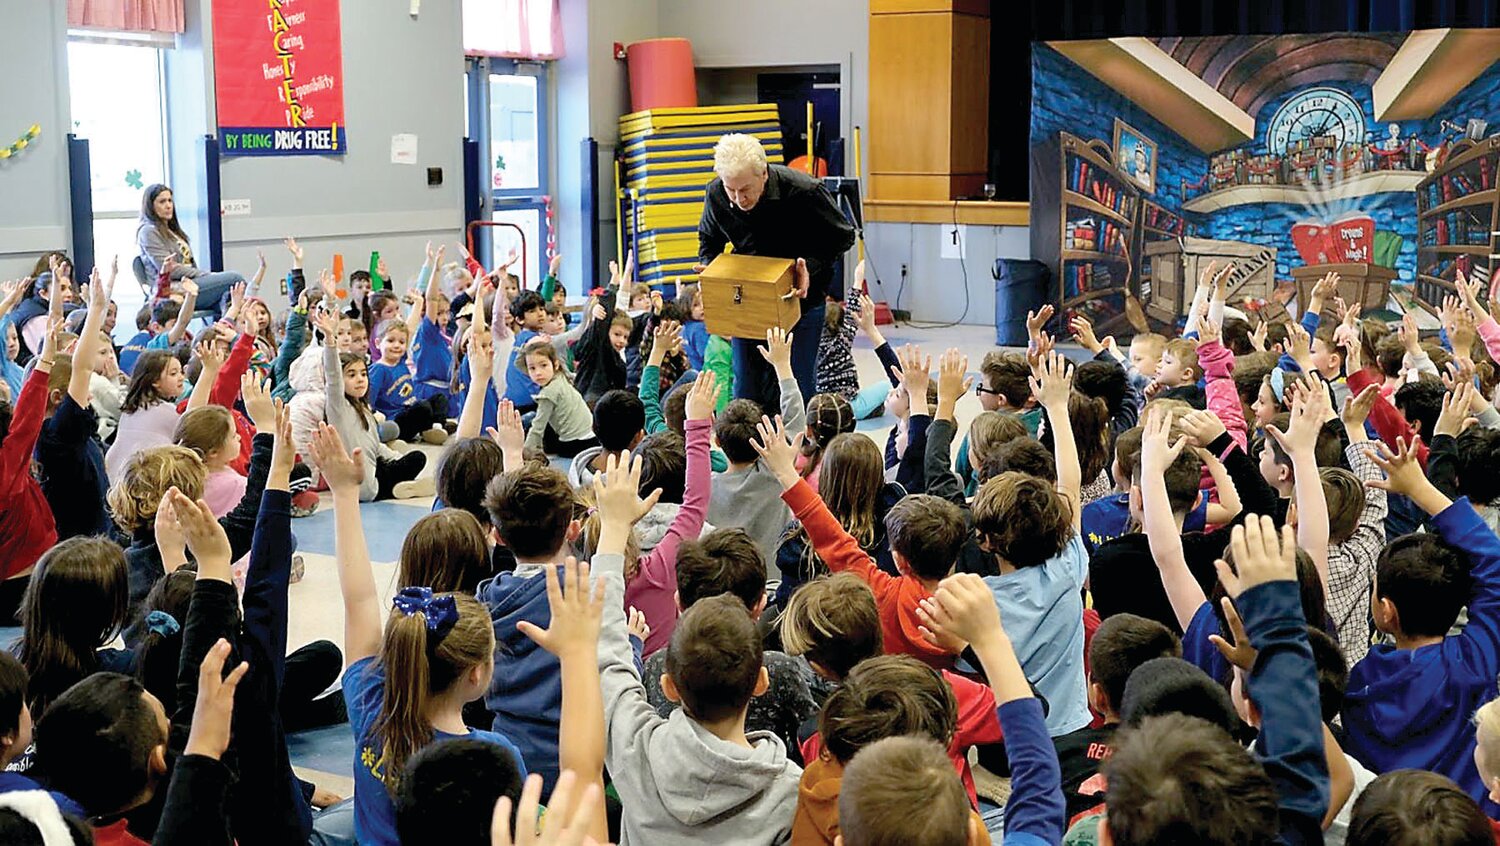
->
xmin=868 ymin=0 xmax=991 ymax=202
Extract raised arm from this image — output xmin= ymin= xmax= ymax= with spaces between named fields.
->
xmin=309 ymin=423 xmax=383 ymax=665
xmin=1197 ymin=319 xmax=1247 ymax=450
xmin=239 ymin=401 xmax=296 ymax=691
xmin=167 ymin=279 xmax=199 ymax=345
xmin=219 ymin=375 xmax=277 ymax=560
xmin=1140 ymin=406 xmax=1210 ymax=632
xmin=925 ymin=350 xmax=973 ymax=506
xmin=1266 ymin=381 xmax=1331 ymax=588
xmin=762 ymin=327 xmax=806 ymax=433
xmin=186 ymin=336 xmax=226 ymax=412
xmin=1031 ymin=350 xmax=1081 ymax=532
xmin=455 ymin=328 xmax=494 ymax=439
xmin=1198 ymin=445 xmax=1242 ymax=526
xmin=918 ymin=574 xmax=1065 ymax=845
xmin=69 ymin=266 xmax=111 ymax=408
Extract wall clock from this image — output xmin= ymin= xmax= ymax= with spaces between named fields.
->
xmin=1266 ymin=87 xmax=1367 ymax=155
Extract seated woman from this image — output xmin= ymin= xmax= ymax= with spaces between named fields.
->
xmin=135 ymin=183 xmax=243 ymax=317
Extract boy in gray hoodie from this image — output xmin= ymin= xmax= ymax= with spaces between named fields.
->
xmin=590 ymin=452 xmax=801 ymax=845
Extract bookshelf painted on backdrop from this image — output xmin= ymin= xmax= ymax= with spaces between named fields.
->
xmin=1137 ymin=198 xmax=1191 ymax=305
xmin=1414 ymin=136 xmax=1500 ymax=311
xmin=1029 ymin=131 xmax=1142 ymax=337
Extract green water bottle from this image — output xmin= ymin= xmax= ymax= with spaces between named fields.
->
xmin=370 ymin=251 xmax=384 ymax=291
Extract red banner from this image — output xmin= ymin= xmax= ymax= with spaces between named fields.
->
xmin=212 ymin=0 xmax=346 ymax=156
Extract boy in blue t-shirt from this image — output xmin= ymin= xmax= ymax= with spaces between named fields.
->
xmin=502 ymin=290 xmax=549 ymax=413
xmin=368 ymin=320 xmax=448 ymax=445
xmin=975 ymin=352 xmax=1091 ymax=737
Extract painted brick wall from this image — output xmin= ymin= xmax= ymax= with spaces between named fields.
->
xmin=1030 ymin=43 xmax=1206 ymax=218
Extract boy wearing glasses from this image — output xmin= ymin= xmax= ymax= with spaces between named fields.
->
xmin=956 ymin=351 xmax=1042 ymax=493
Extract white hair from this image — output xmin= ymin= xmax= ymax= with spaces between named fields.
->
xmin=713 ymin=134 xmax=768 ymax=178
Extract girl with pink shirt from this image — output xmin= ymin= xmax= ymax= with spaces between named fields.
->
xmin=104 ymin=339 xmax=223 ymax=482
xmin=173 ymin=405 xmax=245 ymax=517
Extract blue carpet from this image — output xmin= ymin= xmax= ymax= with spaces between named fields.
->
xmin=293 ymin=501 xmax=425 ymax=560
xmin=288 ymin=724 xmax=356 ymax=778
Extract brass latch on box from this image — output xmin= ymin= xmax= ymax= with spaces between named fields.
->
xmin=733 ymin=285 xmax=743 ymax=305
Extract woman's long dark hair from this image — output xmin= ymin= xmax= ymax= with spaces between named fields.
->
xmin=141 ymin=183 xmax=190 ymax=244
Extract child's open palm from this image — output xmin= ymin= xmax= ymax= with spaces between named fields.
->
xmin=917 ymin=573 xmax=1003 ymax=653
xmin=467 ymin=329 xmax=495 ymax=381
xmin=1176 ymin=408 xmax=1226 ymax=450
xmin=487 ymin=399 xmax=526 ymax=464
xmin=1364 ymin=437 xmax=1426 ymax=497
xmin=493 ymin=771 xmax=604 ymax=846
xmin=1140 ymin=406 xmax=1188 ymax=478
xmin=685 ymin=369 xmax=718 ymax=421
xmin=309 ymin=423 xmax=364 ymax=492
xmin=154 ymin=491 xmax=189 ymax=571
xmin=936 ymin=348 xmax=972 ymax=404
xmin=1214 ymin=515 xmax=1297 ymax=598
xmin=517 ymin=558 xmax=603 ymax=662
xmin=184 ymin=639 xmax=250 ymax=761
xmin=758 ymin=326 xmax=794 ymax=373
xmin=750 ymin=414 xmax=806 ymax=488
xmin=592 ymin=452 xmax=662 ymax=528
xmin=1028 ymin=350 xmax=1073 ymax=410
xmin=895 ymin=345 xmax=932 ymax=405
xmin=242 ymin=373 xmax=279 ymax=432
xmin=166 ymin=487 xmax=233 ymax=568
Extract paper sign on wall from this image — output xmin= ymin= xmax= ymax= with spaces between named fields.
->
xmin=391 ymin=134 xmax=419 ymax=165
xmin=212 ymin=0 xmax=347 ymax=156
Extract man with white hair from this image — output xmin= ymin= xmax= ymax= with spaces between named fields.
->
xmin=697 ymin=133 xmax=855 ymax=407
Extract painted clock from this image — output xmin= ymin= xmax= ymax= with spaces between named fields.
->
xmin=1266 ymin=87 xmax=1367 ymax=155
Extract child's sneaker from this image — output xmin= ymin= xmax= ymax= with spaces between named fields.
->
xmin=420 ymin=426 xmax=449 ymax=446
xmin=290 ymin=490 xmax=321 ymax=517
xmin=392 ymin=477 xmax=436 ymax=499
xmin=289 ymin=555 xmax=305 ymax=584
xmin=442 ymin=418 xmax=459 ymax=434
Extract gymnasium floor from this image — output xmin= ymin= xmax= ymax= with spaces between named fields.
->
xmin=276 ymin=322 xmax=1009 ymax=797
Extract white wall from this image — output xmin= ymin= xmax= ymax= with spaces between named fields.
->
xmin=0 ymin=0 xmax=72 ymax=279
xmin=160 ymin=0 xmax=466 ymax=297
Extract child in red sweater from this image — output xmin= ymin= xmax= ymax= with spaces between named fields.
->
xmin=0 ymin=316 xmax=62 ymax=620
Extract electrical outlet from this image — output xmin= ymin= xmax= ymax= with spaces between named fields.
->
xmin=900 ymin=263 xmax=908 ymax=278
xmin=892 ymin=309 xmax=912 ymax=322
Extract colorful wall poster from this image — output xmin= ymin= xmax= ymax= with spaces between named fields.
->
xmin=212 ymin=0 xmax=347 ymax=156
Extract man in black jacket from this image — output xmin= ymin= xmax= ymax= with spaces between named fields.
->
xmin=697 ymin=133 xmax=855 ymax=410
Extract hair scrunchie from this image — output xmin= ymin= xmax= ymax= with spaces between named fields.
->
xmin=144 ymin=610 xmax=181 ymax=638
xmin=391 ymin=587 xmax=459 ymax=638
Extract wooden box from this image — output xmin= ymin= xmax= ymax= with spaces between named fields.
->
xmin=1142 ymin=237 xmax=1278 ymax=326
xmin=1291 ymin=263 xmax=1396 ymax=317
xmin=698 ymin=253 xmax=800 ymax=340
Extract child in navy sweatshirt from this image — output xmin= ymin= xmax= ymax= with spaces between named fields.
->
xmin=477 ymin=463 xmax=582 ymax=794
xmin=1341 ymin=436 xmax=1500 ymax=816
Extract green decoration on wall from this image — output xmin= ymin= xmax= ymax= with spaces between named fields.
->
xmin=125 ymin=169 xmax=144 ymax=189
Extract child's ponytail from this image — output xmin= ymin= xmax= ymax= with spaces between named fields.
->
xmin=371 ymin=589 xmax=493 ymax=792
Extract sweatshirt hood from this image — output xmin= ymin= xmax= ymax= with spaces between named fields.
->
xmin=646 ymin=710 xmax=798 ymax=826
xmin=633 ymin=502 xmax=714 ymax=552
xmin=795 ymin=755 xmax=843 ymax=843
xmin=289 ymin=345 xmax=327 ymax=393
xmin=568 ymin=447 xmax=603 ymax=488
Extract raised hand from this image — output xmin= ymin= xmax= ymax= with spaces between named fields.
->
xmin=1140 ymin=405 xmax=1188 ymax=479
xmin=165 ymin=487 xmax=233 ymax=567
xmin=467 ymin=327 xmax=495 ymax=382
xmin=936 ymin=348 xmax=972 ymax=408
xmin=1213 ymin=515 xmax=1297 ymax=598
xmin=1197 ymin=310 xmax=1222 ymax=346
xmin=758 ymin=326 xmax=794 ymax=376
xmin=284 ymin=236 xmax=304 ymax=264
xmin=626 ymin=607 xmax=651 ymax=643
xmin=241 ymin=372 xmax=278 ymax=433
xmin=592 ymin=452 xmax=662 ymax=530
xmin=1311 ymin=270 xmax=1340 ymax=302
xmin=895 ymin=345 xmax=932 ymax=413
xmin=1459 ymin=269 xmax=1491 ymax=321
xmin=750 ymin=414 xmax=806 ymax=488
xmin=487 ymin=399 xmax=526 ymax=464
xmin=1266 ymin=380 xmax=1326 ymax=460
xmin=1028 ymin=349 xmax=1073 ymax=410
xmin=1207 ymin=597 xmax=1257 ymax=670
xmin=649 ymin=320 xmax=681 ymax=367
xmin=37 ymin=316 xmax=64 ymax=365
xmin=1026 ymin=304 xmax=1055 ymax=344
xmin=1069 ymin=315 xmax=1103 ymax=353
xmin=1249 ymin=320 xmax=1268 ymax=353
xmin=516 ymin=558 xmax=603 ymax=661
xmin=685 ymin=368 xmax=718 ymax=421
xmin=549 ymin=252 xmax=563 ymax=278
xmin=1434 ymin=380 xmax=1478 ymax=439
xmin=183 ymin=639 xmax=250 ymax=761
xmin=1212 ymin=262 xmax=1236 ymax=299
xmin=915 ymin=572 xmax=1004 ymax=653
xmin=1364 ymin=437 xmax=1429 ymax=499
xmin=309 ymin=423 xmax=364 ymax=493
xmin=1399 ymin=311 xmax=1421 ymax=355
xmin=492 ymin=771 xmax=603 ymax=846
xmin=1176 ymin=407 xmax=1227 ymax=449
xmin=154 ymin=491 xmax=189 ymax=572
xmin=1341 ymin=384 xmax=1380 ymax=433
xmin=269 ymin=399 xmax=295 ymax=478
xmin=855 ymin=291 xmax=880 ymax=339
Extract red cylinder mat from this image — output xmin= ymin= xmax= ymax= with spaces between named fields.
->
xmin=625 ymin=38 xmax=697 ymax=112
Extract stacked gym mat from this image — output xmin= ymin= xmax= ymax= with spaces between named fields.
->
xmin=618 ymin=104 xmax=785 ymax=285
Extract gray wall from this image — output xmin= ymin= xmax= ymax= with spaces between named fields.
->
xmin=865 ymin=222 xmax=1030 ymax=326
xmin=0 ymin=0 xmax=71 ymax=279
xmin=165 ymin=0 xmax=466 ymax=293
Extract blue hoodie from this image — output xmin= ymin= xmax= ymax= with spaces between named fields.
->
xmin=1342 ymin=497 xmax=1500 ymax=816
xmin=478 ymin=566 xmax=563 ymax=793
xmin=0 ymin=314 xmax=22 ymax=401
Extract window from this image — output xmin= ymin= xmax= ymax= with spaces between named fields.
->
xmin=67 ymin=39 xmax=170 ymax=339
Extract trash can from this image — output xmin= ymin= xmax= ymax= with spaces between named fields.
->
xmin=625 ymin=38 xmax=697 ymax=112
xmin=993 ymin=259 xmax=1050 ymax=347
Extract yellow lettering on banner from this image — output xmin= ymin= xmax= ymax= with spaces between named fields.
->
xmin=267 ymin=0 xmax=282 ymax=8
xmin=289 ymin=103 xmax=306 ymax=127
xmin=274 ymin=30 xmax=293 ymax=55
xmin=270 ymin=9 xmax=288 ymax=32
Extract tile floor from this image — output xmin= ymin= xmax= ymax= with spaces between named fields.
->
xmin=286 ymin=322 xmax=1022 ymax=797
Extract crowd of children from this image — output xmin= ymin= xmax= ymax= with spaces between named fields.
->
xmin=12 ymin=236 xmax=1500 ymax=846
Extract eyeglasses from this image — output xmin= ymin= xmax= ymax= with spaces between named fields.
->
xmin=974 ymin=385 xmax=1001 ymax=396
